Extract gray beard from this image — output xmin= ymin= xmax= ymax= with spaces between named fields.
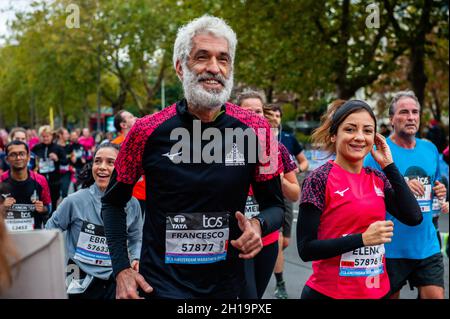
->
xmin=182 ymin=63 xmax=233 ymax=111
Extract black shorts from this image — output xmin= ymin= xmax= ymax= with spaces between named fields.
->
xmin=386 ymin=253 xmax=445 ymax=294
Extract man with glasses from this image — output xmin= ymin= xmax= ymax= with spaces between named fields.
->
xmin=0 ymin=140 xmax=51 ymax=232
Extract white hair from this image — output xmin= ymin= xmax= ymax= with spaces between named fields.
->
xmin=172 ymin=15 xmax=237 ymax=69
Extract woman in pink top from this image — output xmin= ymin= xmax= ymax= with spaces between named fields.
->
xmin=237 ymin=91 xmax=300 ymax=299
xmin=78 ymin=128 xmax=95 ymax=162
xmin=297 ymin=99 xmax=422 ymax=299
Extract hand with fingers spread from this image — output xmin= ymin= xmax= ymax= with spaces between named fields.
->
xmin=362 ymin=220 xmax=394 ymax=246
xmin=370 ymin=133 xmax=394 ymax=169
xmin=115 ymin=268 xmax=153 ymax=299
xmin=230 ymin=211 xmax=263 ymax=259
xmin=432 ymin=181 xmax=447 ymax=200
xmin=406 ymin=179 xmax=425 ymax=197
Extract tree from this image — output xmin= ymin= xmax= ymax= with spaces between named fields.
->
xmin=384 ymin=0 xmax=448 ymax=118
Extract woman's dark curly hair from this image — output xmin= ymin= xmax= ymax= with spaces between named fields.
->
xmin=76 ymin=142 xmax=120 ymax=189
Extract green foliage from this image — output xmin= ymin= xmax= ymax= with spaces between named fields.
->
xmin=295 ymin=131 xmax=312 ymax=147
xmin=0 ymin=0 xmax=448 ymax=129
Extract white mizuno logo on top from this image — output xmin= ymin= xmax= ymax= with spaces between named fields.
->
xmin=162 ymin=151 xmax=182 ymax=162
xmin=335 ymin=187 xmax=349 ymax=197
xmin=374 ymin=185 xmax=384 ymax=197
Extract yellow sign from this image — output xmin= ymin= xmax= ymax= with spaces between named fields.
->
xmin=49 ymin=107 xmax=54 ymax=129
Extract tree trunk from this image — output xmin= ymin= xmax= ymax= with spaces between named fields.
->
xmin=336 ymin=84 xmax=356 ymax=100
xmin=265 ymin=86 xmax=274 ymax=103
xmin=431 ymin=88 xmax=441 ymax=122
xmin=407 ymin=0 xmax=432 ymax=133
xmin=142 ymin=59 xmax=167 ymax=115
xmin=408 ymin=45 xmax=427 ymax=111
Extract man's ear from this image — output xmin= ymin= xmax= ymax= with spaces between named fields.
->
xmin=175 ymin=60 xmax=183 ymax=80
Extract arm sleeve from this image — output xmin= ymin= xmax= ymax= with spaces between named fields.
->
xmin=297 ymin=203 xmax=364 ymax=261
xmin=251 ymin=122 xmax=285 ymax=235
xmin=101 ymin=169 xmax=135 ymax=277
xmin=45 ymin=197 xmax=72 ymax=231
xmin=36 ymin=174 xmax=52 ymax=206
xmin=126 ymin=199 xmax=143 ymax=261
xmin=252 ymin=176 xmax=285 ymax=235
xmin=101 ymin=118 xmax=149 ymax=277
xmin=381 ymin=163 xmax=423 ymax=226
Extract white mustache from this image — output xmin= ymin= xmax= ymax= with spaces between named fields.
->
xmin=197 ymin=73 xmax=225 ymax=86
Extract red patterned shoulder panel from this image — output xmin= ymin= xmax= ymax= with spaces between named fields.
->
xmin=279 ymin=143 xmax=297 ymax=174
xmin=225 ymin=103 xmax=282 ymax=182
xmin=115 ymin=104 xmax=177 ymax=184
xmin=300 ymin=161 xmax=333 ymax=211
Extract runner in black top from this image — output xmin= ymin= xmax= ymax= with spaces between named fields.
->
xmin=68 ymin=130 xmax=86 ymax=189
xmin=0 ymin=141 xmax=51 ymax=231
xmin=32 ymin=125 xmax=67 ymax=213
xmin=101 ymin=15 xmax=284 ymax=299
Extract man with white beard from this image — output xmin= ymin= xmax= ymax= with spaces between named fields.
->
xmin=101 ymin=15 xmax=285 ymax=299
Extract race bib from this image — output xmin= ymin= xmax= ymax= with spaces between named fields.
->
xmin=60 ymin=164 xmax=70 ymax=172
xmin=415 ymin=183 xmax=432 ymax=213
xmin=39 ymin=159 xmax=55 ymax=174
xmin=5 ymin=204 xmax=35 ymax=232
xmin=244 ymin=196 xmax=260 ymax=219
xmin=432 ymin=197 xmax=442 ymax=217
xmin=404 ymin=175 xmax=432 ymax=213
xmin=339 ymin=244 xmax=385 ymax=277
xmin=165 ymin=212 xmax=229 ymax=264
xmin=74 ymin=149 xmax=83 ymax=159
xmin=74 ymin=222 xmax=111 ymax=267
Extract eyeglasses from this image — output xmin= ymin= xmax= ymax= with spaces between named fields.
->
xmin=7 ymin=152 xmax=27 ymax=159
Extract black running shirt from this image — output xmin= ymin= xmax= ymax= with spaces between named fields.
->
xmin=102 ymin=100 xmax=284 ymax=298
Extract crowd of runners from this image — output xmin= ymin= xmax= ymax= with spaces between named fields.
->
xmin=0 ymin=15 xmax=448 ymax=300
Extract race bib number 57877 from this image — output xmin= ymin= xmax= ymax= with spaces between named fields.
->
xmin=165 ymin=212 xmax=229 ymax=264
